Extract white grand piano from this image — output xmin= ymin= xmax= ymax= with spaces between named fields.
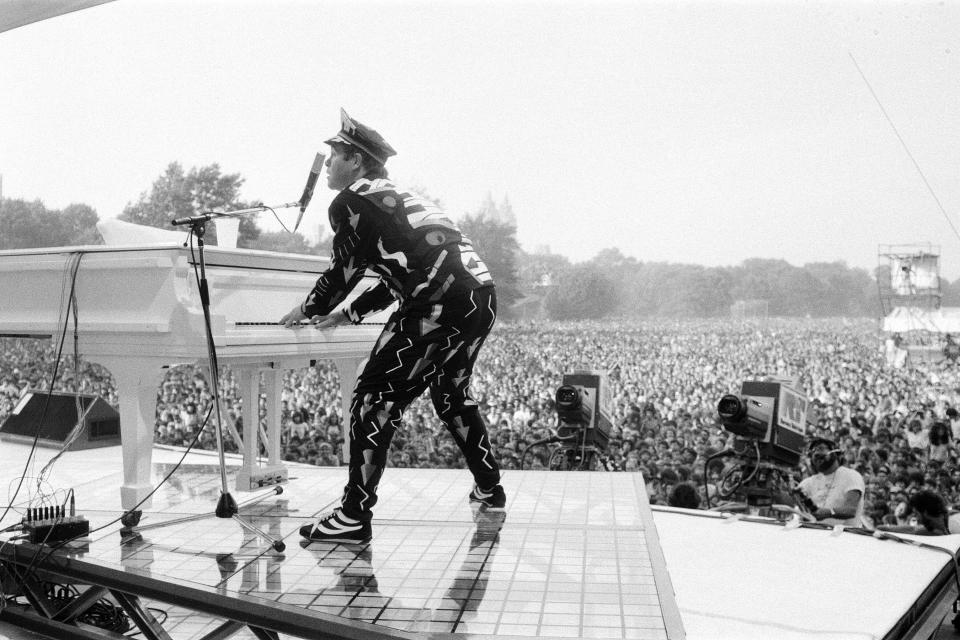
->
xmin=0 ymin=243 xmax=385 ymax=510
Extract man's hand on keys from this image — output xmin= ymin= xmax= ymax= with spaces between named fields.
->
xmin=280 ymin=304 xmax=351 ymax=330
xmin=312 ymin=312 xmax=350 ymax=330
xmin=280 ymin=304 xmax=310 ymax=327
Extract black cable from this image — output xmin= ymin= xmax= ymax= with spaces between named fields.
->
xmin=715 ymin=441 xmax=764 ymax=502
xmin=17 ymin=405 xmax=214 ymax=581
xmin=1 ymin=253 xmax=84 ymax=528
xmin=126 ymin=607 xmax=169 ymax=636
xmin=578 ymin=426 xmax=589 ymax=471
xmin=740 ymin=440 xmax=762 ymax=489
xmin=844 ymin=526 xmax=960 ymax=603
xmin=188 ymin=228 xmax=201 ymax=284
xmin=519 ymin=434 xmax=576 ymax=470
xmin=262 ymin=205 xmax=287 ymax=232
xmin=701 ymin=448 xmax=737 ymax=509
xmin=20 ymin=581 xmax=132 ymax=633
xmin=38 ymin=255 xmax=86 ymax=480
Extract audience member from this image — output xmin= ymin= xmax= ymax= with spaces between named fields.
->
xmin=6 ymin=317 xmax=960 ymax=523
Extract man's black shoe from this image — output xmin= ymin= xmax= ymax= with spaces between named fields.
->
xmin=299 ymin=509 xmax=371 ymax=543
xmin=468 ymin=484 xmax=506 ymax=510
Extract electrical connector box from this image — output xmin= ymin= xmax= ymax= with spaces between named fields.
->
xmin=24 ymin=516 xmax=90 ymax=544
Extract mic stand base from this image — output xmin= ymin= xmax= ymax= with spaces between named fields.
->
xmin=122 ymin=487 xmax=286 ymax=552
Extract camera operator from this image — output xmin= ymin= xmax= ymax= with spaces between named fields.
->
xmin=797 ymin=437 xmax=865 ymax=527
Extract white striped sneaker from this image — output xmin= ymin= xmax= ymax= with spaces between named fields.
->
xmin=299 ymin=509 xmax=372 ymax=543
xmin=468 ymin=484 xmax=506 ymax=510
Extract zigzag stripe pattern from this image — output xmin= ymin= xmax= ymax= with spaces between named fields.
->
xmin=464 ymin=290 xmax=478 ymax=318
xmin=356 ymin=485 xmax=371 ymax=512
xmin=440 ymin=391 xmax=452 ymax=417
xmin=324 ymin=178 xmax=495 ymax=319
xmin=477 ymin=433 xmax=494 ymax=470
xmin=366 ymin=412 xmax=382 ymax=448
xmin=386 ymin=338 xmax=414 ymax=374
xmin=411 ymin=250 xmax=449 ymax=297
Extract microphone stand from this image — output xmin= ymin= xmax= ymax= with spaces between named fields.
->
xmin=169 ymin=201 xmax=302 ymax=228
xmin=123 ymin=202 xmax=301 ymax=553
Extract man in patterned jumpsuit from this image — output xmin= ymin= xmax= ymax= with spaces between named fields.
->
xmin=281 ymin=109 xmax=505 ymax=543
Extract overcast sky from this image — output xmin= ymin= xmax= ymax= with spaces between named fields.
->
xmin=3 ymin=0 xmax=960 ymax=278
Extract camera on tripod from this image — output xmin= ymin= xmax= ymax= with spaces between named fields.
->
xmin=540 ymin=370 xmax=616 ymax=470
xmin=555 ymin=370 xmax=613 ymax=449
xmin=717 ymin=378 xmax=808 ymax=466
xmin=710 ymin=378 xmax=811 ymax=515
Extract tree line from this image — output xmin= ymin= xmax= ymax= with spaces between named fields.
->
xmin=517 ymin=250 xmax=882 ymax=320
xmin=0 ymin=161 xmax=922 ymax=320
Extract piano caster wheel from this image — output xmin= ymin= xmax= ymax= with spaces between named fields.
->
xmin=273 ymin=541 xmax=286 ymax=553
xmin=120 ymin=510 xmax=142 ymax=528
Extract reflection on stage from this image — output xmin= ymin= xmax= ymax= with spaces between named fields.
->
xmin=0 ymin=449 xmax=678 ymax=640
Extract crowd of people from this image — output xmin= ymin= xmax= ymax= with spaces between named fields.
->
xmin=3 ymin=317 xmax=960 ymax=529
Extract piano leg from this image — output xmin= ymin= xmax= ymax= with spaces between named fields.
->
xmin=261 ymin=367 xmax=283 ymax=467
xmin=331 ymin=356 xmax=366 ymax=465
xmin=99 ymin=358 xmax=166 ymax=511
xmin=235 ymin=365 xmax=287 ymax=491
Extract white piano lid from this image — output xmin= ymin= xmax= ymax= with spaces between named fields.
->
xmin=97 ymin=218 xmax=187 ymax=246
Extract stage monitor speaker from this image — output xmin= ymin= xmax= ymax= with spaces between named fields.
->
xmin=0 ymin=390 xmax=121 ymax=450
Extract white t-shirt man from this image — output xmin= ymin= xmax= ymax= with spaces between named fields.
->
xmin=798 ymin=466 xmax=865 ymax=527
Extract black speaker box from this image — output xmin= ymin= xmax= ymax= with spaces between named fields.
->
xmin=0 ymin=390 xmax=121 ymax=450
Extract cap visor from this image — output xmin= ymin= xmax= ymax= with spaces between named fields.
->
xmin=324 ymin=130 xmax=390 ymax=164
xmin=324 ymin=134 xmax=351 ymax=145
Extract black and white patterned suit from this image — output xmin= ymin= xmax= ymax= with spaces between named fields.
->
xmin=302 ymin=177 xmax=500 ymax=521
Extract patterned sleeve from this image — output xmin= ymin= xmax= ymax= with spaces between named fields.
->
xmin=343 ymin=280 xmax=395 ymax=323
xmin=302 ymin=192 xmax=376 ymax=317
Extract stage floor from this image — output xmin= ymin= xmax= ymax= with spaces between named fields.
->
xmin=6 ymin=442 xmax=960 ymax=640
xmin=0 ymin=444 xmax=681 ymax=640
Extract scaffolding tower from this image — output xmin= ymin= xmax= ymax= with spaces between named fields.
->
xmin=877 ymin=243 xmax=949 ymax=366
xmin=877 ymin=243 xmax=942 ymax=317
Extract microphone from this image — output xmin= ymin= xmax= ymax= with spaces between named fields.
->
xmin=295 ymin=152 xmax=325 ymax=232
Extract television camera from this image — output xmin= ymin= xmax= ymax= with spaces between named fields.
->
xmin=552 ymin=370 xmax=614 ymax=470
xmin=708 ymin=378 xmax=811 ymax=517
xmin=520 ymin=370 xmax=614 ymax=471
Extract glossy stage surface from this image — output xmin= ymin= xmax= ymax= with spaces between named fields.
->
xmin=0 ymin=443 xmax=682 ymax=640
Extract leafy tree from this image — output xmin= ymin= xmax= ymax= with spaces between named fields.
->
xmin=803 ymin=261 xmax=872 ymax=316
xmin=61 ymin=204 xmax=102 ymax=246
xmin=775 ymin=267 xmax=827 ymax=316
xmin=248 ymin=230 xmax=317 ymax=254
xmin=473 ymin=192 xmax=516 ymax=225
xmin=119 ymin=162 xmax=261 ymax=246
xmin=658 ymin=265 xmax=733 ymax=317
xmin=543 ymin=263 xmax=617 ymax=320
xmin=619 ymin=262 xmax=665 ymax=317
xmin=727 ymin=258 xmax=789 ymax=313
xmin=860 ymin=277 xmax=883 ymax=318
xmin=587 ymin=248 xmax=642 ymax=315
xmin=0 ymin=198 xmax=102 ymax=249
xmin=0 ymin=199 xmax=46 ymax=249
xmin=517 ymin=249 xmax=570 ymax=288
xmin=512 ymin=249 xmax=570 ymax=319
xmin=590 ymin=247 xmax=637 ymax=271
xmin=459 ymin=209 xmax=521 ymax=313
